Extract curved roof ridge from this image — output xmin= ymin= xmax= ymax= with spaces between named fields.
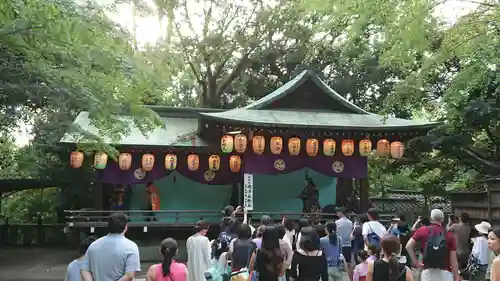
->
xmin=243 ymin=69 xmax=369 ymax=114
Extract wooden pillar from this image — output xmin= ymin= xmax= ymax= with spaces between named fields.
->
xmin=359 ymin=178 xmax=370 ymax=212
xmin=336 ymin=178 xmax=353 ymax=207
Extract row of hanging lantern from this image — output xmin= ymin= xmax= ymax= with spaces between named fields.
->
xmin=221 ymin=134 xmax=404 ymax=158
xmin=69 ymin=152 xmax=243 ymax=173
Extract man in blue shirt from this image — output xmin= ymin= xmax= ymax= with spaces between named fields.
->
xmin=81 ymin=213 xmax=141 ymax=281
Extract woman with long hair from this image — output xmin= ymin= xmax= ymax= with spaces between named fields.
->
xmin=366 ymin=235 xmax=413 ymax=281
xmin=294 ymin=218 xmax=311 ymax=251
xmin=249 ymin=226 xmax=285 ymax=281
xmin=320 ymin=222 xmax=347 ymax=281
xmin=146 ymin=238 xmax=188 ymax=281
xmin=290 ymin=227 xmax=328 ymax=281
xmin=488 ymin=228 xmax=500 ymax=281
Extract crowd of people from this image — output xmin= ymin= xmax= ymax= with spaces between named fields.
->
xmin=65 ymin=207 xmax=500 ymax=281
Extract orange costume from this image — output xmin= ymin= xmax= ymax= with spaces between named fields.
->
xmin=147 ymin=184 xmax=160 ymax=211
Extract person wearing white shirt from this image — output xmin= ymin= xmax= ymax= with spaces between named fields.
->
xmin=472 ymin=221 xmax=491 ymax=281
xmin=361 ymin=208 xmax=386 ymax=250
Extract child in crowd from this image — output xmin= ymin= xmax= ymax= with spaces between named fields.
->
xmin=353 ymin=250 xmax=370 ymax=281
xmin=64 ymin=236 xmax=96 ymax=281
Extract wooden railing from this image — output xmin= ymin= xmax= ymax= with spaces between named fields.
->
xmin=64 ymin=209 xmax=342 ymax=228
xmin=64 ymin=209 xmax=403 ymax=230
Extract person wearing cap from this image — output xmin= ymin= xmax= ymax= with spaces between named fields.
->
xmin=471 ymin=221 xmax=491 ymax=281
xmin=187 ymin=220 xmax=211 ymax=281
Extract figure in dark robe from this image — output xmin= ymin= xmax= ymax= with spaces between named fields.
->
xmin=109 ymin=186 xmax=127 ymax=210
xmin=296 ymin=172 xmax=321 ymax=216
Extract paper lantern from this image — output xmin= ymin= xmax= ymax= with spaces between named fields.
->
xmin=376 ymin=139 xmax=390 ymax=157
xmin=165 ymin=154 xmax=177 ymax=170
xmin=229 ymin=155 xmax=242 ymax=172
xmin=70 ymin=151 xmax=84 ymax=168
xmin=323 ymin=139 xmax=336 ymax=156
xmin=341 ymin=139 xmax=355 ymax=156
xmin=208 ymin=155 xmax=221 ymax=171
xmin=391 ymin=141 xmax=405 ymax=159
xmin=221 ymin=135 xmax=234 ymax=153
xmin=187 ymin=154 xmax=199 ymax=171
xmin=118 ymin=153 xmax=132 ymax=171
xmin=306 ymin=138 xmax=319 ymax=156
xmin=359 ymin=140 xmax=372 ymax=157
xmin=252 ymin=136 xmax=265 ymax=154
xmin=270 ymin=137 xmax=283 ymax=155
xmin=142 ymin=153 xmax=155 ymax=172
xmin=234 ymin=134 xmax=247 ymax=153
xmin=288 ymin=137 xmax=301 ymax=156
xmin=94 ymin=152 xmax=108 ymax=170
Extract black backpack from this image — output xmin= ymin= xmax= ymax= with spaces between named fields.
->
xmin=423 ymin=226 xmax=448 ymax=269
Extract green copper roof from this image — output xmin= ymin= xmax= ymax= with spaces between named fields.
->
xmin=60 ymin=111 xmax=207 ymax=146
xmin=200 ymin=70 xmax=438 ymax=130
xmin=244 ymin=70 xmax=369 ymax=114
xmin=200 ymin=108 xmax=438 ymax=130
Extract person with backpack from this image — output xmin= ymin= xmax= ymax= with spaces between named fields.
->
xmin=320 ymin=222 xmax=348 ymax=281
xmin=405 ymin=209 xmax=460 ymax=281
xmin=362 ymin=208 xmax=386 ymax=250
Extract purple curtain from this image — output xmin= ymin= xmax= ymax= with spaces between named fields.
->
xmin=242 ymin=153 xmax=368 ymax=178
xmin=98 ymin=153 xmax=240 ymax=185
xmin=98 ymin=152 xmax=368 ymax=185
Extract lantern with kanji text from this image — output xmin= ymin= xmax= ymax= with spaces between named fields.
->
xmin=376 ymin=139 xmax=390 ymax=157
xmin=270 ymin=137 xmax=283 ymax=155
xmin=94 ymin=152 xmax=108 ymax=170
xmin=221 ymin=135 xmax=234 ymax=153
xmin=142 ymin=154 xmax=155 ymax=172
xmin=341 ymin=139 xmax=355 ymax=156
xmin=323 ymin=139 xmax=336 ymax=156
xmin=359 ymin=140 xmax=372 ymax=157
xmin=118 ymin=153 xmax=132 ymax=171
xmin=187 ymin=154 xmax=199 ymax=171
xmin=288 ymin=137 xmax=301 ymax=156
xmin=252 ymin=136 xmax=265 ymax=154
xmin=70 ymin=151 xmax=84 ymax=168
xmin=208 ymin=155 xmax=221 ymax=171
xmin=391 ymin=141 xmax=405 ymax=159
xmin=165 ymin=154 xmax=177 ymax=170
xmin=234 ymin=134 xmax=247 ymax=153
xmin=306 ymin=138 xmax=319 ymax=156
xmin=229 ymin=155 xmax=242 ymax=172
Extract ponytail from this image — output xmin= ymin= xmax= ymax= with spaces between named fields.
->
xmin=387 ymin=253 xmax=400 ymax=281
xmin=325 ymin=221 xmax=337 ymax=246
xmin=159 ymin=238 xmax=179 ymax=278
xmin=162 ymin=249 xmax=175 ymax=277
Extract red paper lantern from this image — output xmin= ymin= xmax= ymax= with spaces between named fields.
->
xmin=221 ymin=135 xmax=234 ymax=153
xmin=208 ymin=155 xmax=221 ymax=171
xmin=341 ymin=139 xmax=355 ymax=156
xmin=376 ymin=139 xmax=390 ymax=157
xmin=270 ymin=137 xmax=283 ymax=155
xmin=252 ymin=136 xmax=265 ymax=154
xmin=142 ymin=153 xmax=155 ymax=172
xmin=359 ymin=140 xmax=372 ymax=157
xmin=165 ymin=154 xmax=177 ymax=170
xmin=118 ymin=153 xmax=132 ymax=171
xmin=187 ymin=154 xmax=199 ymax=171
xmin=306 ymin=138 xmax=319 ymax=156
xmin=229 ymin=155 xmax=242 ymax=172
xmin=323 ymin=139 xmax=336 ymax=156
xmin=391 ymin=141 xmax=405 ymax=159
xmin=234 ymin=134 xmax=247 ymax=153
xmin=70 ymin=151 xmax=84 ymax=168
xmin=288 ymin=137 xmax=301 ymax=156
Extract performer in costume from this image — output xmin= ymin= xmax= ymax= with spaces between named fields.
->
xmin=296 ymin=171 xmax=321 ymax=215
xmin=109 ymin=186 xmax=127 ymax=210
xmin=145 ymin=182 xmax=160 ymax=221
